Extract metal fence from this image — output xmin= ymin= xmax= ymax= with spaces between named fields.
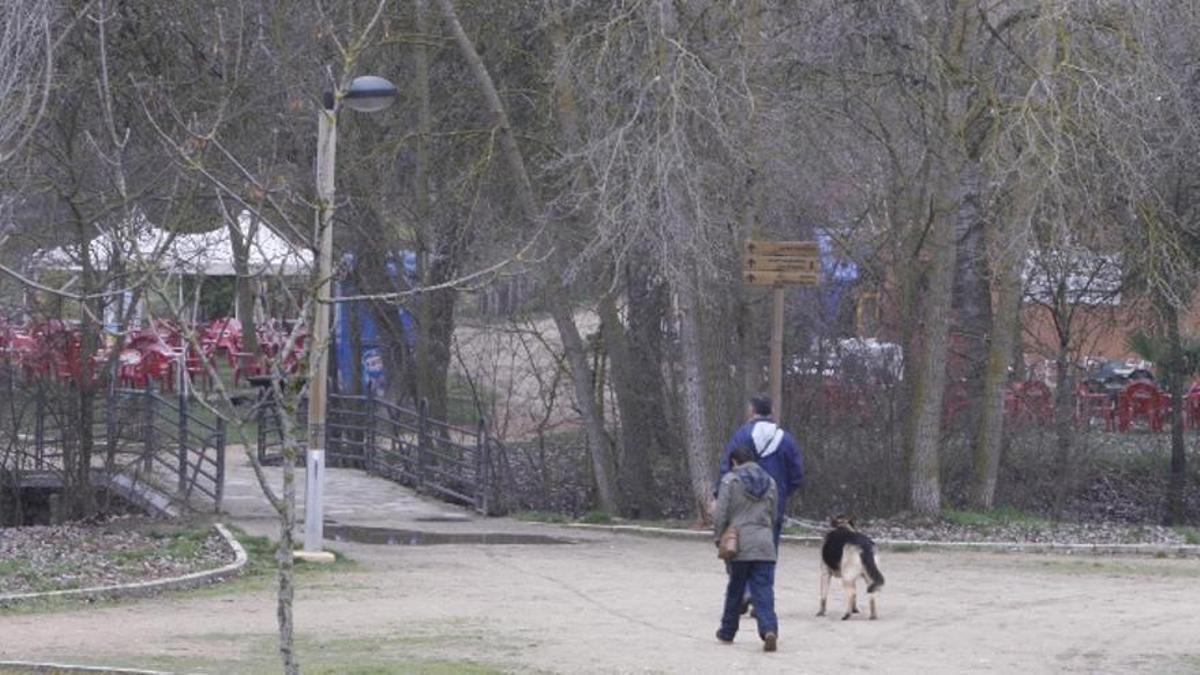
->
xmin=2 ymin=381 xmax=225 ymax=513
xmin=257 ymin=390 xmax=494 ymax=514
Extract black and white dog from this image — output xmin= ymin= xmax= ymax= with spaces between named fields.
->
xmin=818 ymin=514 xmax=885 ymax=620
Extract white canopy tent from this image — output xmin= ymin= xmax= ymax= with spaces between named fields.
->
xmin=35 ymin=213 xmax=312 ymax=328
xmin=36 ymin=213 xmax=312 ymax=277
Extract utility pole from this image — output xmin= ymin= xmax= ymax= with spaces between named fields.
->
xmin=301 ymin=77 xmax=397 ymax=558
xmin=303 ymin=96 xmax=337 ymax=556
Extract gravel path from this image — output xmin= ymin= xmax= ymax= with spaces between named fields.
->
xmin=0 ymin=533 xmax=1196 ymax=674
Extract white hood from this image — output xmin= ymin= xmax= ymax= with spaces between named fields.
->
xmin=751 ymin=420 xmax=784 ymax=458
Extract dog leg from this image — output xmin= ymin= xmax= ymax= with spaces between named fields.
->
xmin=817 ymin=564 xmax=830 ymax=617
xmin=841 ymin=579 xmax=856 ymax=621
xmin=869 ymin=593 xmax=877 ymax=620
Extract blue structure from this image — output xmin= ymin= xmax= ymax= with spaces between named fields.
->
xmin=334 ymin=251 xmax=419 ymax=393
xmin=816 ymin=230 xmax=859 ymax=333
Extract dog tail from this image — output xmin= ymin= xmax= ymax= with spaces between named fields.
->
xmin=862 ymin=546 xmax=885 ymax=593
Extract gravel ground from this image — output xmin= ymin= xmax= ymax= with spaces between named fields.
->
xmin=1 ymin=534 xmax=1198 ymax=673
xmin=0 ymin=518 xmax=234 ymax=595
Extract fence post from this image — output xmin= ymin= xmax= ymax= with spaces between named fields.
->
xmin=256 ymin=388 xmax=267 ymax=464
xmin=215 ymin=416 xmax=226 ymax=513
xmin=417 ymin=398 xmax=429 ymax=493
xmin=105 ymin=378 xmax=116 ymax=458
xmin=142 ymin=384 xmax=155 ymax=473
xmin=177 ymin=386 xmax=188 ymax=496
xmin=33 ymin=387 xmax=44 ymax=470
xmin=365 ymin=386 xmax=377 ymax=474
xmin=476 ymin=417 xmax=489 ymax=515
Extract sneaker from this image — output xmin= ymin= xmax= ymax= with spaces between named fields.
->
xmin=762 ymin=632 xmax=777 ymax=652
xmin=716 ymin=631 xmax=734 ymax=644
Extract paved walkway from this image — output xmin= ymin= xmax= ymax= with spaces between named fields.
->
xmin=218 ymin=445 xmax=585 ymax=542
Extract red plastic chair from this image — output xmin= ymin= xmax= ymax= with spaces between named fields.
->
xmin=1011 ymin=380 xmax=1054 ymax=425
xmin=117 ymin=348 xmax=147 ymax=388
xmin=1075 ymin=384 xmax=1115 ymax=432
xmin=1118 ymin=382 xmax=1165 ymax=432
xmin=1184 ymin=384 xmax=1200 ymax=431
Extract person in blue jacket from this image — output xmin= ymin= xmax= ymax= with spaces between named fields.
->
xmin=717 ymin=395 xmax=804 ymax=549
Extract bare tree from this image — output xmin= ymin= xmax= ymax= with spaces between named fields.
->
xmin=0 ymin=0 xmax=54 ymax=163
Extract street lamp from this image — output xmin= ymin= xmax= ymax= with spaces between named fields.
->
xmin=303 ymin=75 xmax=398 ymax=558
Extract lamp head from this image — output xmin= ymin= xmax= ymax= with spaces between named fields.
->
xmin=343 ymin=75 xmax=397 ymax=113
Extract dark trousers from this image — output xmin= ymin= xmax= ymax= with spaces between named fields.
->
xmin=739 ymin=524 xmax=782 ymax=602
xmin=719 ymin=561 xmax=778 ymax=640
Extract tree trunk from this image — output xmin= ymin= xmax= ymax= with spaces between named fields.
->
xmin=436 ymin=0 xmax=620 ymax=513
xmin=413 ymin=0 xmax=450 ymax=420
xmin=737 ymin=0 xmax=765 ymax=400
xmin=626 ymin=255 xmax=677 ymax=462
xmin=906 ymin=160 xmax=975 ymax=515
xmin=972 ymin=0 xmax=1055 ymax=509
xmin=969 ymin=243 xmax=1023 ymax=509
xmin=952 ymin=218 xmax=992 ymax=432
xmin=274 ymin=428 xmax=299 ymax=675
xmin=69 ymin=220 xmax=99 ymax=519
xmin=599 ymin=292 xmax=659 ymax=518
xmin=673 ymin=273 xmax=717 ymax=521
xmin=1051 ymin=345 xmax=1074 ymax=519
xmin=1162 ymin=300 xmax=1187 ymax=525
xmin=228 ymin=216 xmax=259 ymax=355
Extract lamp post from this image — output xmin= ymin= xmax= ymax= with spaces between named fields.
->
xmin=304 ymin=75 xmax=397 ymax=555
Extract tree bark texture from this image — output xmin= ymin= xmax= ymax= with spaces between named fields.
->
xmin=436 ymin=0 xmax=620 ymax=513
xmin=599 ymin=292 xmax=659 ymax=517
xmin=1162 ymin=300 xmax=1187 ymax=525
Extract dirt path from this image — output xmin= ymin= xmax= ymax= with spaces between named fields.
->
xmin=1 ymin=533 xmax=1197 ymax=674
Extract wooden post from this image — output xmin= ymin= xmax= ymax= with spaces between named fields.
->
xmin=770 ymin=285 xmax=785 ymax=419
xmin=743 ymin=240 xmax=819 ymax=422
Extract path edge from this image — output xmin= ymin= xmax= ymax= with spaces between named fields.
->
xmin=0 ymin=660 xmax=173 ymax=675
xmin=557 ymin=522 xmax=1200 ymax=557
xmin=0 ymin=523 xmax=248 ymax=607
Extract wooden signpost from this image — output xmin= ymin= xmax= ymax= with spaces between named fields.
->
xmin=742 ymin=240 xmax=820 ymax=418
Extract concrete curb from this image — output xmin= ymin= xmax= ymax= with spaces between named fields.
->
xmin=0 ymin=660 xmax=174 ymax=675
xmin=559 ymin=522 xmax=1200 ymax=558
xmin=0 ymin=523 xmax=248 ymax=607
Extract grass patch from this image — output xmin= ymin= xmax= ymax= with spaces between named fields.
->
xmin=0 ymin=559 xmax=57 ymax=591
xmin=578 ymin=511 xmax=613 ymax=525
xmin=1023 ymin=557 xmax=1200 ymax=579
xmin=225 ymin=526 xmax=355 ymax=576
xmin=98 ymin=629 xmax=514 ymax=675
xmin=306 ymin=661 xmax=503 ymax=675
xmin=943 ymin=506 xmax=1048 ymax=528
xmin=1174 ymin=527 xmax=1200 ymax=545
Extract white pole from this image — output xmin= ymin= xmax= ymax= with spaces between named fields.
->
xmin=304 ymin=104 xmax=337 ymax=553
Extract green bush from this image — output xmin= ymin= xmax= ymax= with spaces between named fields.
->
xmin=579 ymin=510 xmax=613 ymax=525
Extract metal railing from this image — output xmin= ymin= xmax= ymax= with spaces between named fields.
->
xmin=2 ymin=380 xmax=225 ymax=513
xmin=257 ymin=388 xmax=493 ymax=514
